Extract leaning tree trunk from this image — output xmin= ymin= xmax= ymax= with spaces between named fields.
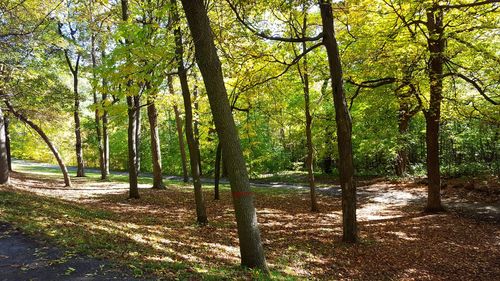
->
xmin=424 ymin=7 xmax=445 ymax=212
xmin=122 ymin=0 xmax=139 ymax=199
xmin=4 ymin=116 xmax=11 ymax=171
xmin=172 ymin=0 xmax=207 ymax=224
xmin=0 ymin=107 xmax=10 ymax=184
xmin=168 ymin=76 xmax=189 ymax=183
xmin=147 ymin=94 xmax=165 ymax=189
xmin=180 ymin=0 xmax=268 ymax=270
xmin=319 ymin=0 xmax=357 ymax=243
xmin=5 ymin=102 xmax=71 ymax=186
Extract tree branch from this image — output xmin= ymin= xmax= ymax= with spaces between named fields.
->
xmin=438 ymin=0 xmax=500 ymax=10
xmin=226 ymin=0 xmax=323 ymax=43
xmin=443 ymin=72 xmax=498 ymax=105
xmin=346 ymin=77 xmax=397 ymax=109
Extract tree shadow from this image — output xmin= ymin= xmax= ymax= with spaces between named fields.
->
xmin=2 ymin=172 xmax=499 ymax=280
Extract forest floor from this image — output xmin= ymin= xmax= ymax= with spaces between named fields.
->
xmin=0 ymin=161 xmax=499 ymax=280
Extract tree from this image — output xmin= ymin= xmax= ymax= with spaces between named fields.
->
xmin=57 ymin=15 xmax=85 ymax=177
xmin=86 ymin=0 xmax=111 ymax=180
xmin=319 ymin=0 xmax=357 ymax=242
xmin=171 ymin=0 xmax=208 ymax=224
xmin=121 ymin=0 xmax=140 ymax=199
xmin=5 ymin=102 xmax=71 ymax=187
xmin=168 ymin=76 xmax=189 ymax=183
xmin=180 ymin=0 xmax=268 ymax=270
xmin=384 ymin=0 xmax=500 ymax=212
xmin=146 ymin=82 xmax=165 ymax=189
xmin=296 ymin=7 xmax=319 ymax=212
xmin=0 ymin=107 xmax=9 ymax=184
xmin=4 ymin=115 xmax=12 ymax=172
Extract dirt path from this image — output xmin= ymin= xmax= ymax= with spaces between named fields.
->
xmin=0 ymin=223 xmax=145 ymax=281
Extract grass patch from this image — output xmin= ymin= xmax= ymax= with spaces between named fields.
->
xmin=2 ymin=164 xmax=499 ymax=280
xmin=0 ymin=186 xmax=295 ymax=280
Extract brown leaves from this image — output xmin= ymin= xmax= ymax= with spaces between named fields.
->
xmin=1 ymin=172 xmax=499 ymax=280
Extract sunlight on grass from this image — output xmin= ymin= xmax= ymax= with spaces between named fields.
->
xmin=1 ymin=169 xmax=499 ymax=280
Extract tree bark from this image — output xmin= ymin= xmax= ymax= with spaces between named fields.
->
xmin=60 ymin=23 xmax=84 ymax=178
xmin=101 ymin=51 xmax=110 ymax=179
xmin=0 ymin=107 xmax=10 ymax=184
xmin=65 ymin=54 xmax=85 ymax=177
xmin=6 ymin=102 xmax=71 ymax=187
xmin=424 ymin=7 xmax=445 ymax=212
xmin=4 ymin=116 xmax=11 ymax=171
xmin=135 ymin=95 xmax=141 ymax=173
xmin=214 ymin=141 xmax=222 ymax=200
xmin=122 ymin=0 xmax=139 ymax=199
xmin=147 ymin=94 xmax=165 ymax=189
xmin=319 ymin=0 xmax=357 ymax=243
xmin=127 ymin=95 xmax=140 ymax=198
xmin=102 ymin=109 xmax=109 ymax=177
xmin=193 ymin=84 xmax=203 ymax=175
xmin=172 ymin=0 xmax=207 ymax=224
xmin=180 ymin=0 xmax=268 ymax=270
xmin=298 ymin=15 xmax=319 ymax=212
xmin=102 ymin=94 xmax=110 ymax=179
xmin=91 ymin=33 xmax=106 ymax=180
xmin=168 ymin=76 xmax=189 ymax=183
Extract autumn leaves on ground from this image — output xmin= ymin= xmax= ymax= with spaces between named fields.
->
xmin=1 ymin=166 xmax=498 ymax=280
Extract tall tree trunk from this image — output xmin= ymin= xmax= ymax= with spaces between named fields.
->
xmin=298 ymin=17 xmax=319 ymax=212
xmin=91 ymin=33 xmax=106 ymax=180
xmin=102 ymin=95 xmax=110 ymax=179
xmin=102 ymin=110 xmax=109 ymax=176
xmin=147 ymin=95 xmax=165 ymax=189
xmin=193 ymin=84 xmax=203 ymax=175
xmin=168 ymin=76 xmax=189 ymax=183
xmin=127 ymin=95 xmax=140 ymax=198
xmin=172 ymin=0 xmax=207 ymax=224
xmin=319 ymin=0 xmax=357 ymax=243
xmin=101 ymin=51 xmax=110 ymax=179
xmin=424 ymin=7 xmax=445 ymax=212
xmin=214 ymin=141 xmax=222 ymax=200
xmin=303 ymin=60 xmax=319 ymax=212
xmin=0 ymin=107 xmax=10 ymax=184
xmin=180 ymin=0 xmax=268 ymax=270
xmin=122 ymin=0 xmax=139 ymax=199
xmin=135 ymin=95 xmax=141 ymax=173
xmin=59 ymin=23 xmax=84 ymax=177
xmin=6 ymin=102 xmax=71 ymax=187
xmin=71 ymin=57 xmax=85 ymax=177
xmin=4 ymin=116 xmax=11 ymax=171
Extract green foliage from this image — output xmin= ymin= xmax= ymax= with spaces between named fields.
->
xmin=3 ymin=0 xmax=499 ymax=181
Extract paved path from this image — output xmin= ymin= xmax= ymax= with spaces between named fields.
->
xmin=12 ymin=159 xmax=500 ymax=222
xmin=0 ymin=223 xmax=144 ymax=281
